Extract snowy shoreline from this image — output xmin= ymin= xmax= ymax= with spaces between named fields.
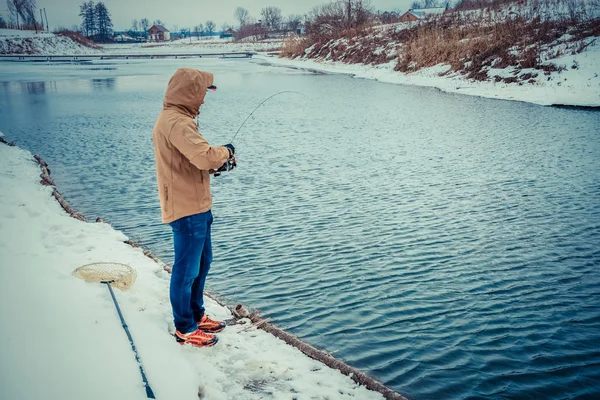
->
xmin=0 ymin=137 xmax=393 ymax=399
xmin=257 ymin=52 xmax=600 ymax=108
xmin=2 ymin=28 xmax=599 ymax=107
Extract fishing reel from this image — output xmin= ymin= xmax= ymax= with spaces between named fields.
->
xmin=213 ymin=156 xmax=237 ymax=177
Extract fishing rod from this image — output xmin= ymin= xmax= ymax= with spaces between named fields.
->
xmin=230 ymin=90 xmax=308 ymax=144
xmin=214 ymin=90 xmax=308 ymax=176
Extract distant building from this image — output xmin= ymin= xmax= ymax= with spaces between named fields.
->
xmin=378 ymin=11 xmax=400 ymax=24
xmin=114 ymin=33 xmax=133 ymax=42
xmin=220 ymin=28 xmax=234 ymax=38
xmin=398 ymin=7 xmax=447 ymax=22
xmin=148 ymin=24 xmax=170 ymax=41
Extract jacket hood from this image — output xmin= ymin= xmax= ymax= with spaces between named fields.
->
xmin=163 ymin=68 xmax=214 ymax=118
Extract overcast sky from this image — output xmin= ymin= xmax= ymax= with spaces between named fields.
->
xmin=2 ymin=0 xmax=415 ymax=31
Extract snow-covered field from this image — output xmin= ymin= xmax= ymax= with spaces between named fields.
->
xmin=102 ymin=38 xmax=283 ymax=54
xmin=0 ymin=141 xmax=385 ymax=399
xmin=0 ymin=28 xmax=280 ymax=55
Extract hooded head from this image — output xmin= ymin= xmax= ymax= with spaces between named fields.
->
xmin=163 ymin=68 xmax=214 ymax=118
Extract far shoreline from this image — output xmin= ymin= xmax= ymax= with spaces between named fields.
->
xmin=254 ymin=54 xmax=600 ymax=109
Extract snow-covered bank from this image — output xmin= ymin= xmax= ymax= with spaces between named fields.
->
xmin=4 ymin=26 xmax=597 ymax=107
xmin=0 ymin=141 xmax=386 ymax=400
xmin=0 ymin=28 xmax=100 ymax=55
xmin=276 ymin=0 xmax=599 ymax=107
xmin=263 ymin=41 xmax=600 ymax=107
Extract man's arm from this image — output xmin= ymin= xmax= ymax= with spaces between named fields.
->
xmin=168 ymin=119 xmax=230 ymax=170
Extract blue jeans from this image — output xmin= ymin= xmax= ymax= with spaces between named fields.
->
xmin=169 ymin=211 xmax=213 ymax=334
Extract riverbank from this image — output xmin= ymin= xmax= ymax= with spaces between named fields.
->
xmin=0 ymin=138 xmax=389 ymax=400
xmin=0 ymin=28 xmax=101 ymax=55
xmin=276 ymin=0 xmax=600 ymax=108
xmin=259 ymin=44 xmax=600 ymax=107
xmin=2 ymin=24 xmax=598 ymax=107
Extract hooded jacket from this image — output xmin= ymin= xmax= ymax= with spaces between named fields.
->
xmin=152 ymin=68 xmax=230 ymax=223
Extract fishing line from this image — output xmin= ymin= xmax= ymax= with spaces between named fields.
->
xmin=229 ymin=91 xmax=309 ymax=144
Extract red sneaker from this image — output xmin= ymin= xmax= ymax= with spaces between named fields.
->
xmin=197 ymin=314 xmax=226 ymax=333
xmin=174 ymin=329 xmax=218 ymax=347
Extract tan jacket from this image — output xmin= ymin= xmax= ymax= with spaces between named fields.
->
xmin=152 ymin=68 xmax=230 ymax=223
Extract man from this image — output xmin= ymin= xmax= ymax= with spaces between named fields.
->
xmin=152 ymin=68 xmax=235 ymax=347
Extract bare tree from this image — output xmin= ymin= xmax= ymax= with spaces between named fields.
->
xmin=306 ymin=1 xmax=345 ymax=35
xmin=234 ymin=6 xmax=249 ymax=28
xmin=193 ymin=24 xmax=203 ymax=40
xmin=306 ymin=0 xmax=373 ymax=36
xmin=131 ymin=19 xmax=139 ymax=32
xmin=205 ymin=20 xmax=215 ymax=36
xmin=286 ymin=14 xmax=303 ymax=33
xmin=140 ymin=17 xmax=149 ymax=33
xmin=24 ymin=0 xmax=37 ymax=27
xmin=7 ymin=0 xmax=38 ymax=28
xmin=261 ymin=6 xmax=283 ymax=31
xmin=7 ymin=0 xmax=19 ymax=27
xmin=344 ymin=0 xmax=373 ymax=28
xmin=235 ymin=21 xmax=267 ymax=41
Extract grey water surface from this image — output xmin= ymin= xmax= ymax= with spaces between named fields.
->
xmin=1 ymin=58 xmax=599 ymax=400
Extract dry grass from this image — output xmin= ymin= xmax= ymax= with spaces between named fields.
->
xmin=395 ymin=15 xmax=598 ymax=80
xmin=280 ymin=35 xmax=312 ymax=58
xmin=281 ymin=0 xmax=599 ymax=83
xmin=293 ymin=27 xmax=401 ymax=65
xmin=56 ymin=30 xmax=102 ymax=49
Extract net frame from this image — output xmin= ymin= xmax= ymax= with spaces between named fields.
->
xmin=73 ymin=262 xmax=137 ymax=290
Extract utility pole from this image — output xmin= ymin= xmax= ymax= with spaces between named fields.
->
xmin=40 ymin=9 xmax=44 ymax=31
xmin=43 ymin=8 xmax=49 ymax=31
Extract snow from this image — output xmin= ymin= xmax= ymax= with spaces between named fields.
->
xmin=256 ymin=39 xmax=600 ymax=107
xmin=101 ymin=38 xmax=283 ymax=55
xmin=0 ymin=142 xmax=385 ymax=399
xmin=0 ymin=29 xmax=99 ymax=55
xmin=2 ymin=26 xmax=598 ymax=106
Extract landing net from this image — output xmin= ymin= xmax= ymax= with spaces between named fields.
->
xmin=73 ymin=262 xmax=137 ymax=290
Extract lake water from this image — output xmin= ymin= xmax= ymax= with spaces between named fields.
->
xmin=1 ymin=58 xmax=599 ymax=399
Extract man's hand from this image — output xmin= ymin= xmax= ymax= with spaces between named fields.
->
xmin=224 ymin=143 xmax=235 ymax=157
xmin=214 ymin=148 xmax=237 ymax=176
